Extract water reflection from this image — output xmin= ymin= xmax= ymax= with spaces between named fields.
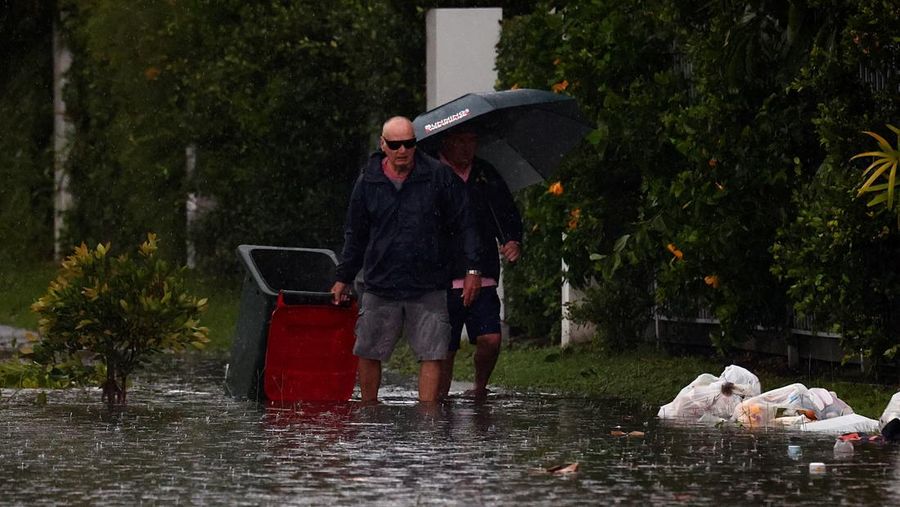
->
xmin=1 ymin=355 xmax=899 ymax=505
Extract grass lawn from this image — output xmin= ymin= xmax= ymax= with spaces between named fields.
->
xmin=393 ymin=341 xmax=898 ymax=419
xmin=183 ymin=273 xmax=241 ymax=350
xmin=0 ymin=261 xmax=58 ymax=330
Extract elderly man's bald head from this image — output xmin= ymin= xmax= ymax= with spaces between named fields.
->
xmin=381 ymin=116 xmax=415 ymax=139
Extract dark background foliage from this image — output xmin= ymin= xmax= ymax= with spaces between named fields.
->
xmin=0 ymin=1 xmax=55 ymax=263
xmin=2 ymin=0 xmax=898 ymax=363
xmin=495 ymin=0 xmax=900 ymax=363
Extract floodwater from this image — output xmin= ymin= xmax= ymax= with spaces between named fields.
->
xmin=2 ymin=355 xmax=899 ymax=506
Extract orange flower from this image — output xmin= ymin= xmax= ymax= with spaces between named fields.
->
xmin=551 ymin=80 xmax=569 ymax=93
xmin=553 ymin=58 xmax=562 ymax=66
xmin=666 ymin=243 xmax=684 ymax=260
xmin=548 ymin=181 xmax=564 ymax=196
xmin=567 ymin=208 xmax=581 ymax=230
xmin=708 ymin=159 xmax=718 ymax=168
xmin=144 ymin=66 xmax=161 ymax=81
xmin=704 ymin=275 xmax=720 ymax=288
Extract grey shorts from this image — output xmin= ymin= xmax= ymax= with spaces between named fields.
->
xmin=353 ymin=290 xmax=450 ymax=362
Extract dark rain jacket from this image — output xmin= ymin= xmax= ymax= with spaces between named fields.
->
xmin=335 ymin=151 xmax=481 ymax=300
xmin=449 ymin=158 xmax=523 ymax=281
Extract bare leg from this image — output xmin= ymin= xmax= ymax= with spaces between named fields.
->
xmin=418 ymin=360 xmax=442 ymax=402
xmin=473 ymin=333 xmax=502 ymax=396
xmin=358 ymin=358 xmax=382 ymax=402
xmin=438 ymin=351 xmax=457 ymax=400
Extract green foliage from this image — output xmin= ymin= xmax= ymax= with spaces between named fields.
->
xmin=4 ymin=1 xmax=546 ymax=268
xmin=497 ymin=0 xmax=687 ymax=345
xmin=30 ymin=233 xmax=209 ymax=404
xmin=5 ymin=0 xmax=900 ymax=368
xmin=770 ymin=0 xmax=900 ymax=366
xmin=50 ymin=0 xmax=437 ymax=268
xmin=772 ymin=159 xmax=900 ymax=368
xmin=498 ymin=0 xmax=900 ymax=362
xmin=0 ymin=350 xmax=99 ymax=390
xmin=503 ymin=185 xmax=565 ymax=342
xmin=0 ymin=2 xmax=54 ymax=263
xmin=568 ymin=267 xmax=655 ymax=351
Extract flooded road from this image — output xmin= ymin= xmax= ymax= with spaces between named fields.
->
xmin=2 ymin=355 xmax=899 ymax=505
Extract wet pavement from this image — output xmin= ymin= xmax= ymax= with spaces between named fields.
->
xmin=2 ymin=355 xmax=900 ymax=505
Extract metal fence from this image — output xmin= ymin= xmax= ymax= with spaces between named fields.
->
xmin=652 ymin=302 xmax=856 ymax=367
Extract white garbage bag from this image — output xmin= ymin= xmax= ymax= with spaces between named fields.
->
xmin=657 ymin=373 xmax=718 ymax=419
xmin=799 ymin=413 xmax=880 ymax=434
xmin=719 ymin=365 xmax=761 ymax=397
xmin=657 ymin=381 xmax=742 ymax=420
xmin=808 ymin=387 xmax=853 ymax=419
xmin=879 ymin=392 xmax=900 ymax=441
xmin=734 ymin=384 xmax=860 ymax=428
xmin=880 ymin=392 xmax=900 ymax=428
xmin=658 ymin=365 xmax=760 ymax=421
xmin=732 ymin=383 xmax=821 ymax=428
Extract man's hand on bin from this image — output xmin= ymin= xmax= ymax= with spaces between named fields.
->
xmin=330 ymin=281 xmax=350 ymax=305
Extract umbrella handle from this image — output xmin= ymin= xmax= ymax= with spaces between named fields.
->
xmin=486 ymin=201 xmax=508 ymax=247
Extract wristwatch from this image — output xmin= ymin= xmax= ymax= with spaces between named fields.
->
xmin=466 ymin=269 xmax=481 ymax=276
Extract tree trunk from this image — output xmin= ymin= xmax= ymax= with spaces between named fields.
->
xmin=101 ymin=366 xmax=124 ymax=406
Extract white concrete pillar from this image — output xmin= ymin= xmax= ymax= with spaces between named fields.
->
xmin=425 ymin=8 xmax=503 ymax=109
xmin=52 ymin=20 xmax=74 ymax=261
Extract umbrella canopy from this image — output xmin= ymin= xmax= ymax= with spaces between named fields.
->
xmin=413 ymin=89 xmax=593 ymax=192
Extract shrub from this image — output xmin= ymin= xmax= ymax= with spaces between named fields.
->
xmin=30 ymin=233 xmax=209 ymax=404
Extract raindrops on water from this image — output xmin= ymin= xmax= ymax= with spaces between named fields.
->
xmin=1 ymin=357 xmax=899 ymax=505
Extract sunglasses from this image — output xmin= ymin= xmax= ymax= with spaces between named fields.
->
xmin=383 ymin=137 xmax=417 ymax=150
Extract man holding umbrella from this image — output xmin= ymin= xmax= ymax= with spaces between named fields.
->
xmin=414 ymin=89 xmax=592 ymax=399
xmin=331 ymin=116 xmax=482 ymax=404
xmin=437 ymin=127 xmax=523 ymax=400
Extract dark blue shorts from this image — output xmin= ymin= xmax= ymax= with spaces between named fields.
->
xmin=447 ymin=286 xmax=502 ymax=351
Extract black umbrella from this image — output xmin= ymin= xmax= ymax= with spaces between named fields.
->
xmin=412 ymin=88 xmax=593 ymax=192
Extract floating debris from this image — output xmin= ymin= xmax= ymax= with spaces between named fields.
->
xmin=610 ymin=430 xmax=645 ymax=438
xmin=546 ymin=462 xmax=579 ymax=475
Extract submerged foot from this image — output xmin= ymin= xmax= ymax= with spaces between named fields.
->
xmin=461 ymin=388 xmax=491 ymax=400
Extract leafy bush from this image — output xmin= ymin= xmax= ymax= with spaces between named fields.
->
xmin=30 ymin=233 xmax=209 ymax=404
xmin=496 ymin=1 xmax=900 ymax=362
xmin=0 ymin=351 xmax=97 ymax=391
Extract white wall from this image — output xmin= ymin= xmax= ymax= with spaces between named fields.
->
xmin=426 ymin=8 xmax=503 ymax=110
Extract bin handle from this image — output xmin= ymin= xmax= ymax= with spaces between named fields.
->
xmin=277 ymin=290 xmax=354 ymax=308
